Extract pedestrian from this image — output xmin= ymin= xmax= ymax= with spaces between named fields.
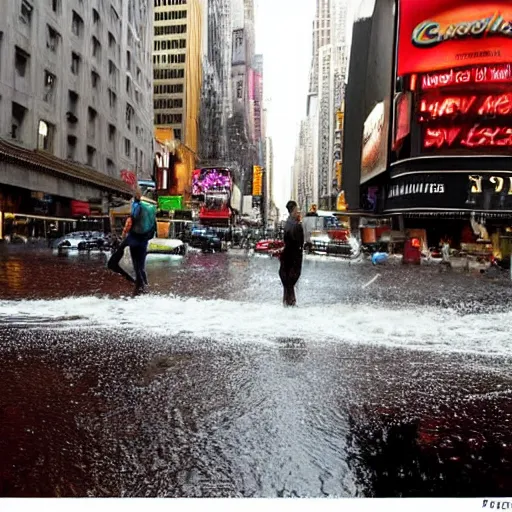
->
xmin=279 ymin=200 xmax=304 ymax=307
xmin=108 ymin=189 xmax=157 ymax=295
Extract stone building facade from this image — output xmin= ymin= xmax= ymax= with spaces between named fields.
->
xmin=0 ymin=0 xmax=154 ymax=235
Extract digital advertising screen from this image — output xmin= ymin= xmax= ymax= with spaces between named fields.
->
xmin=397 ymin=0 xmax=512 ymax=77
xmin=395 ymin=0 xmax=512 ymax=159
xmin=192 ymin=168 xmax=232 ymax=198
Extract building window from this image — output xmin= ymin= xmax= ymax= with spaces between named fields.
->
xmin=108 ymin=60 xmax=118 ymax=88
xmin=174 ymin=129 xmax=181 ymax=140
xmin=71 ymin=52 xmax=81 ymax=75
xmin=108 ymin=88 xmax=117 ymax=110
xmin=88 ymin=107 xmax=97 ymax=138
xmin=51 ymin=0 xmax=60 ymax=14
xmin=126 ymin=104 xmax=134 ymax=130
xmin=87 ymin=145 xmax=97 ymax=167
xmin=20 ymin=0 xmax=33 ymax=25
xmin=124 ymin=138 xmax=131 ymax=158
xmin=14 ymin=46 xmax=29 ymax=77
xmin=107 ymin=158 xmax=115 ymax=176
xmin=67 ymin=135 xmax=77 ymax=160
xmin=67 ymin=90 xmax=79 ymax=122
xmin=47 ymin=26 xmax=60 ymax=53
xmin=91 ymin=70 xmax=100 ymax=89
xmin=43 ymin=70 xmax=56 ymax=102
xmin=92 ymin=36 xmax=101 ymax=61
xmin=11 ymin=102 xmax=27 ymax=140
xmin=71 ymin=11 xmax=84 ymax=37
xmin=126 ymin=75 xmax=132 ymax=96
xmin=92 ymin=8 xmax=100 ymax=25
xmin=38 ymin=120 xmax=55 ymax=152
xmin=108 ymin=124 xmax=116 ymax=144
xmin=126 ymin=50 xmax=132 ymax=71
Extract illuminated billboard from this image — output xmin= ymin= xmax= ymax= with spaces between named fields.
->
xmin=397 ymin=1 xmax=512 ymax=76
xmin=252 ymin=165 xmax=263 ymax=196
xmin=192 ymin=168 xmax=232 ymax=197
xmin=361 ymin=100 xmax=390 ymax=183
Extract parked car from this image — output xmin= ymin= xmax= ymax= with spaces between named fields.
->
xmin=52 ymin=231 xmax=109 ymax=251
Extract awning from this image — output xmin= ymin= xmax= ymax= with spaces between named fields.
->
xmin=0 ymin=138 xmax=133 ymax=198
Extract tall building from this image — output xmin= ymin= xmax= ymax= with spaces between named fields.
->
xmin=308 ymin=0 xmax=331 ymax=110
xmin=153 ymin=0 xmax=204 ymax=153
xmin=199 ymin=0 xmax=232 ymax=162
xmin=0 ymin=0 xmax=154 ymax=238
xmin=292 ymin=0 xmax=348 ymax=211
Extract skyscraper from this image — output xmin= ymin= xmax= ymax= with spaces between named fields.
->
xmin=153 ymin=0 xmax=204 ymax=153
xmin=293 ymin=0 xmax=348 ymax=211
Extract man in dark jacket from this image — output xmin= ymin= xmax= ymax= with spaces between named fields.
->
xmin=279 ymin=200 xmax=304 ymax=307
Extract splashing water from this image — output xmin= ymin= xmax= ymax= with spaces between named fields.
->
xmin=1 ymin=295 xmax=511 ymax=357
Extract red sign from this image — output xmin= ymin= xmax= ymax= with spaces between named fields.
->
xmin=424 ymin=125 xmax=512 ymax=149
xmin=120 ymin=170 xmax=137 ymax=189
xmin=70 ymin=200 xmax=91 ymax=217
xmin=421 ymin=64 xmax=512 ymax=90
xmin=397 ymin=1 xmax=512 ymax=76
xmin=419 ymin=93 xmax=512 ymax=121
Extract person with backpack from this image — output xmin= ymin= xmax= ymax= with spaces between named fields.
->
xmin=108 ymin=189 xmax=157 ymax=294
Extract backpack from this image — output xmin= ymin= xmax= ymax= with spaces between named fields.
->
xmin=131 ymin=201 xmax=156 ymax=236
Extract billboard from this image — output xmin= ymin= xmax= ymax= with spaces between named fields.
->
xmin=358 ymin=0 xmax=395 ymax=184
xmin=397 ymin=1 xmax=512 ymax=77
xmin=252 ymin=165 xmax=263 ymax=196
xmin=192 ymin=168 xmax=232 ymax=197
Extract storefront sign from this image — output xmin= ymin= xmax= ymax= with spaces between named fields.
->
xmin=398 ymin=1 xmax=512 ymax=76
xmin=158 ymin=195 xmax=183 ymax=212
xmin=385 ymin=173 xmax=512 ymax=211
xmin=70 ymin=200 xmax=91 ymax=217
xmin=120 ymin=170 xmax=137 ymax=189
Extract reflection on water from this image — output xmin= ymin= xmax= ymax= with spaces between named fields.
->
xmin=347 ymin=411 xmax=512 ymax=497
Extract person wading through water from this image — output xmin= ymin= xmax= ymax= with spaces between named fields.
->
xmin=279 ymin=200 xmax=304 ymax=307
xmin=108 ymin=189 xmax=157 ymax=295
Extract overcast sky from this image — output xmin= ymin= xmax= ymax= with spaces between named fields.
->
xmin=254 ymin=0 xmax=315 ymax=214
xmin=253 ymin=0 xmax=362 ymax=214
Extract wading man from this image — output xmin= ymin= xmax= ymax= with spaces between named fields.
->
xmin=108 ymin=189 xmax=157 ymax=295
xmin=279 ymin=200 xmax=304 ymax=307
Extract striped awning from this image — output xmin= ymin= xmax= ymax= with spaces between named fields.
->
xmin=0 ymin=138 xmax=133 ymax=197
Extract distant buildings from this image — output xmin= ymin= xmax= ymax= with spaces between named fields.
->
xmin=293 ymin=0 xmax=348 ymax=213
xmin=199 ymin=0 xmax=274 ymax=226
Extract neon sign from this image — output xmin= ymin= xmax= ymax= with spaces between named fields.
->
xmin=421 ymin=64 xmax=512 ymax=90
xmin=419 ymin=94 xmax=512 ymax=121
xmin=412 ymin=14 xmax=512 ymax=48
xmin=424 ymin=125 xmax=512 ymax=149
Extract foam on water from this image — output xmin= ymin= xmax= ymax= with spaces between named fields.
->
xmin=1 ymin=295 xmax=511 ymax=357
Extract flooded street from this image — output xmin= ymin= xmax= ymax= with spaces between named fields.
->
xmin=0 ymin=247 xmax=511 ymax=497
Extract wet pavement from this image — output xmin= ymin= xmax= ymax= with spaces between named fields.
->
xmin=0 ymin=246 xmax=511 ymax=497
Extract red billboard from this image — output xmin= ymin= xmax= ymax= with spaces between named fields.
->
xmin=397 ymin=1 xmax=512 ymax=76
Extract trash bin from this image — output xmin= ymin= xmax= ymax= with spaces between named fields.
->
xmin=403 ymin=238 xmax=421 ymax=265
